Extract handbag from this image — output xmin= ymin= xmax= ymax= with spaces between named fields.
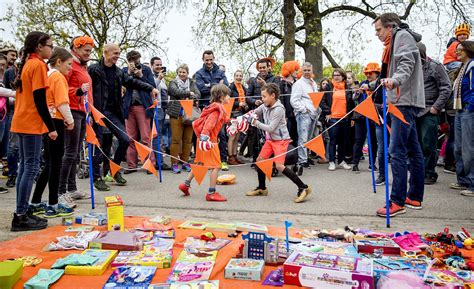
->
xmin=182 ymin=105 xmax=201 ymax=125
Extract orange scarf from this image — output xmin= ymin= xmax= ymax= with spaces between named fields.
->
xmin=381 ymin=32 xmax=392 ymax=65
xmin=332 ymin=80 xmax=345 ymax=91
xmin=234 ymin=82 xmax=245 ymax=104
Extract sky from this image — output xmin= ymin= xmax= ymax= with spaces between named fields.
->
xmin=1 ymin=1 xmax=473 ymax=81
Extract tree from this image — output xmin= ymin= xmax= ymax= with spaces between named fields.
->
xmin=2 ymin=0 xmax=171 ymax=58
xmin=193 ymin=0 xmax=470 ymax=78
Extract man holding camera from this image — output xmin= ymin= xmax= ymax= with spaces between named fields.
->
xmin=88 ymin=45 xmax=159 ymax=191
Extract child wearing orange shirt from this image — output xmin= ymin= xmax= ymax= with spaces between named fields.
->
xmin=179 ymin=84 xmax=230 ymax=202
xmin=30 ymin=48 xmax=75 ymax=218
xmin=443 ymin=23 xmax=471 ymax=71
xmin=10 ymin=32 xmax=56 ymax=231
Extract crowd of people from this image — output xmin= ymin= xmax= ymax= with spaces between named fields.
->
xmin=0 ymin=13 xmax=472 ymax=232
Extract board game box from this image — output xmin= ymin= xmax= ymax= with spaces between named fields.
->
xmin=224 ymin=258 xmax=265 ymax=281
xmin=166 ymin=261 xmax=215 ymax=283
xmin=111 ymin=240 xmax=173 ymax=268
xmin=65 ymin=249 xmax=118 ymax=275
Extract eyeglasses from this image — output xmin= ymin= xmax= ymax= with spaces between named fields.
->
xmin=44 ymin=44 xmax=54 ymax=49
xmin=455 ymin=48 xmax=464 ymax=53
xmin=333 ymin=74 xmax=342 ymax=77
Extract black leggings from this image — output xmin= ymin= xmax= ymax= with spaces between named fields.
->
xmin=32 ymin=119 xmax=65 ymax=205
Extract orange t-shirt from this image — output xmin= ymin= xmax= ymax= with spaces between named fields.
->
xmin=47 ymin=70 xmax=69 ymax=120
xmin=11 ymin=54 xmax=48 ymax=135
xmin=330 ymin=81 xmax=347 ymax=119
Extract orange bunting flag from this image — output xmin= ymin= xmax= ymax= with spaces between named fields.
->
xmin=135 ymin=141 xmax=152 ymax=162
xmin=147 ymin=99 xmax=159 ymax=110
xmin=90 ymin=105 xmax=106 ymax=127
xmin=304 ymin=135 xmax=326 ymax=160
xmin=308 ymin=92 xmax=324 ymax=109
xmin=388 ymin=103 xmax=408 ymax=125
xmin=353 ymin=96 xmax=380 ymax=125
xmin=223 ymin=97 xmax=235 ymax=117
xmin=180 ymin=100 xmax=194 ymax=119
xmin=142 ymin=159 xmax=157 ymax=176
xmin=151 ymin=121 xmax=158 ymax=139
xmin=85 ymin=124 xmax=100 ymax=146
xmin=190 ymin=164 xmax=208 ymax=185
xmin=256 ymin=159 xmax=274 ymax=181
xmin=387 ymin=125 xmax=392 ymax=135
xmin=109 ymin=160 xmax=122 ymax=178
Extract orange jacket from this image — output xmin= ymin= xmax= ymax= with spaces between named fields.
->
xmin=443 ymin=40 xmax=459 ymax=65
xmin=193 ymin=102 xmax=228 ymax=142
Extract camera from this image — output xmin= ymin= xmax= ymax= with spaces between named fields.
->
xmin=135 ymin=63 xmax=142 ymax=70
xmin=161 ymin=66 xmax=167 ymax=73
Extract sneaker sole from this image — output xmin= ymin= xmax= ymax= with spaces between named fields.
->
xmin=443 ymin=169 xmax=455 ymax=174
xmin=450 ymin=185 xmax=467 ymax=190
xmin=461 ymin=192 xmax=474 ymax=197
xmin=377 ymin=209 xmax=406 ymax=217
xmin=294 ymin=186 xmax=312 ymax=203
xmin=11 ymin=224 xmax=47 ymax=232
xmin=405 ymin=204 xmax=423 ymax=210
xmin=246 ymin=191 xmax=268 ymax=196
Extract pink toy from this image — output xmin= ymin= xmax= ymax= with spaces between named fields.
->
xmin=378 ymin=271 xmax=460 ymax=289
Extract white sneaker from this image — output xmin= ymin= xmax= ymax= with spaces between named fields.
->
xmin=59 ymin=194 xmax=77 ymax=208
xmin=67 ymin=190 xmax=91 ymax=200
xmin=328 ymin=162 xmax=336 ymax=171
xmin=339 ymin=161 xmax=351 ymax=170
xmin=461 ymin=190 xmax=474 ymax=197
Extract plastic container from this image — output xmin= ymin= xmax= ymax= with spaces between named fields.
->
xmin=0 ymin=260 xmax=23 ymax=289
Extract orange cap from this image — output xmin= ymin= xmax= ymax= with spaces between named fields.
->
xmin=364 ymin=62 xmax=381 ymax=75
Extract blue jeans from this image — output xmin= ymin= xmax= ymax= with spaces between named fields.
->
xmin=8 ymin=132 xmax=19 ymax=177
xmin=16 ymin=134 xmax=42 ymax=215
xmin=454 ymin=110 xmax=474 ymax=191
xmin=389 ymin=106 xmax=425 ymax=206
xmin=327 ymin=118 xmax=349 ymax=163
xmin=0 ymin=111 xmax=12 ymax=158
xmin=162 ymin=118 xmax=171 ymax=151
xmin=416 ymin=113 xmax=439 ymax=179
xmin=445 ymin=114 xmax=455 ymax=167
xmin=375 ymin=124 xmax=389 ymax=178
xmin=352 ymin=119 xmax=367 ymax=166
xmin=296 ymin=113 xmax=316 ymax=164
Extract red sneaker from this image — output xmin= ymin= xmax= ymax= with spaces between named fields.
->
xmin=178 ymin=183 xmax=191 ymax=196
xmin=206 ymin=192 xmax=227 ymax=202
xmin=405 ymin=198 xmax=422 ymax=210
xmin=376 ymin=203 xmax=406 ymax=217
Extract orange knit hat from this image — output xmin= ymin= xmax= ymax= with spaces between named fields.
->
xmin=72 ymin=35 xmax=95 ymax=48
xmin=364 ymin=62 xmax=381 ymax=75
xmin=455 ymin=23 xmax=471 ymax=38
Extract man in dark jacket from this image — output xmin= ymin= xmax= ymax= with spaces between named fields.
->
xmin=246 ymin=58 xmax=280 ymax=163
xmin=122 ymin=50 xmax=157 ymax=173
xmin=195 ymin=50 xmax=229 ymax=170
xmin=416 ymin=42 xmax=451 ymax=185
xmin=88 ymin=43 xmax=158 ymax=191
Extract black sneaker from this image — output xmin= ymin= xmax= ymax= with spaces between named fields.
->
xmin=6 ymin=175 xmax=16 ymax=188
xmin=352 ymin=165 xmax=360 ymax=174
xmin=375 ymin=176 xmax=385 ymax=186
xmin=368 ymin=164 xmax=378 ymax=172
xmin=443 ymin=166 xmax=456 ymax=174
xmin=424 ymin=177 xmax=437 ymax=185
xmin=27 ymin=202 xmax=47 ymax=215
xmin=11 ymin=213 xmax=47 ymax=232
xmin=27 ymin=213 xmax=48 ymax=225
xmin=94 ymin=178 xmax=110 ymax=191
xmin=123 ymin=168 xmax=137 ymax=175
xmin=114 ymin=172 xmax=127 ymax=186
xmin=297 ymin=165 xmax=303 ymax=176
xmin=0 ymin=186 xmax=8 ymax=194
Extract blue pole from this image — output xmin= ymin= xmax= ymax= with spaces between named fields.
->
xmin=382 ymin=88 xmax=390 ymax=228
xmin=366 ymin=113 xmax=376 ymax=194
xmin=84 ymin=92 xmax=95 ymax=209
xmin=154 ymin=105 xmax=163 ymax=182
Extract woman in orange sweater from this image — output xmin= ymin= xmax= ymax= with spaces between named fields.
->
xmin=10 ymin=32 xmax=56 ymax=231
xmin=179 ymin=84 xmax=230 ymax=202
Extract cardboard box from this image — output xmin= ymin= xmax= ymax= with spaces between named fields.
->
xmin=105 ymin=195 xmax=124 ymax=231
xmin=65 ymin=249 xmax=117 ymax=275
xmin=89 ymin=231 xmax=141 ymax=251
xmin=283 ymin=251 xmax=374 ymax=289
xmin=225 ymin=258 xmax=265 ymax=281
xmin=75 ymin=212 xmax=107 ymax=226
xmin=354 ymin=237 xmax=401 ymax=256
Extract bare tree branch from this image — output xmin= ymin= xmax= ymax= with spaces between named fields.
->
xmin=321 ymin=5 xmax=377 ymax=19
xmin=322 ymin=46 xmax=340 ymax=68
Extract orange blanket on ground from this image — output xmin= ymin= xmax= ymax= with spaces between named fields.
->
xmin=0 ymin=216 xmax=304 ymax=289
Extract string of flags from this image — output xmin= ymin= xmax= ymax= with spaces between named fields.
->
xmin=84 ymin=85 xmax=408 ymax=185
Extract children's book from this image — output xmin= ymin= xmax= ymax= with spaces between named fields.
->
xmin=205 ymin=222 xmax=237 ymax=233
xmin=103 ymin=266 xmax=156 ymax=289
xmin=65 ymin=226 xmax=95 ymax=232
xmin=135 ymin=221 xmax=172 ymax=232
xmin=178 ymin=221 xmax=208 ymax=230
xmin=112 ymin=240 xmax=173 ymax=268
xmin=170 ymin=280 xmax=219 ymax=288
xmin=184 ymin=236 xmax=231 ymax=252
xmin=177 ymin=250 xmax=218 ymax=262
xmin=149 ymin=216 xmax=172 ymax=225
xmin=166 ymin=261 xmax=214 ymax=283
xmin=234 ymin=222 xmax=268 ymax=233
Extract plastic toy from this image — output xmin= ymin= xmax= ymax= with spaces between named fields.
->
xmin=464 ymin=238 xmax=472 ymax=249
xmin=216 ymin=174 xmax=236 ymax=185
xmin=242 ymin=232 xmax=282 ymax=264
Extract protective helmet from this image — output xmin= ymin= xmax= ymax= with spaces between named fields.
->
xmin=363 ymin=62 xmax=381 ymax=75
xmin=455 ymin=23 xmax=471 ymax=38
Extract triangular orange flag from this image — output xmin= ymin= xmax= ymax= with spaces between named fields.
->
xmin=256 ymin=159 xmax=274 ymax=181
xmin=353 ymin=96 xmax=380 ymax=125
xmin=147 ymin=99 xmax=159 ymax=110
xmin=135 ymin=140 xmax=152 ymax=162
xmin=85 ymin=123 xmax=100 ymax=146
xmin=223 ymin=97 xmax=235 ymax=117
xmin=388 ymin=104 xmax=408 ymax=125
xmin=308 ymin=92 xmax=324 ymax=109
xmin=191 ymin=164 xmax=208 ymax=185
xmin=387 ymin=125 xmax=392 ymax=135
xmin=142 ymin=159 xmax=157 ymax=176
xmin=151 ymin=121 xmax=157 ymax=139
xmin=304 ymin=135 xmax=326 ymax=160
xmin=109 ymin=160 xmax=121 ymax=178
xmin=90 ymin=105 xmax=106 ymax=127
xmin=180 ymin=100 xmax=194 ymax=119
